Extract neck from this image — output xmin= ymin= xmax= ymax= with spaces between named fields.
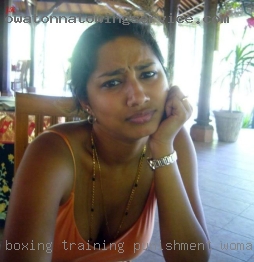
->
xmin=91 ymin=125 xmax=149 ymax=165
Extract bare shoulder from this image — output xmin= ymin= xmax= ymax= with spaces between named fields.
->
xmin=0 ymin=121 xmax=90 ymax=261
xmin=19 ymin=120 xmax=90 ymax=200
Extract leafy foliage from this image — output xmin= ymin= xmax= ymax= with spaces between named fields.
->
xmin=220 ymin=27 xmax=254 ymax=112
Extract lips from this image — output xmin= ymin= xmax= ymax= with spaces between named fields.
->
xmin=126 ymin=109 xmax=155 ymax=124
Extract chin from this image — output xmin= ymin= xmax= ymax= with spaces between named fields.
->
xmin=127 ymin=122 xmax=159 ymax=140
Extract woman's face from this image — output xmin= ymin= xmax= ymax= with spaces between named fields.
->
xmin=84 ymin=36 xmax=169 ymax=141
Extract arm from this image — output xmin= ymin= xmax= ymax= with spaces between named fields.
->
xmin=149 ymin=88 xmax=210 ymax=262
xmin=0 ymin=133 xmax=74 ymax=262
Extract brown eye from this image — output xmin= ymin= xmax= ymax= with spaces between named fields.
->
xmin=102 ymin=80 xmax=121 ymax=88
xmin=140 ymin=71 xmax=157 ymax=79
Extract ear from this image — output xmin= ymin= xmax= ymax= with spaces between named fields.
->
xmin=79 ymin=100 xmax=94 ymax=115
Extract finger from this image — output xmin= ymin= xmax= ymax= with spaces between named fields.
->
xmin=181 ymin=96 xmax=188 ymax=102
xmin=165 ymin=86 xmax=193 ymax=121
xmin=167 ymin=85 xmax=181 ymax=98
xmin=167 ymin=86 xmax=188 ymax=102
xmin=171 ymin=89 xmax=193 ymax=114
xmin=165 ymin=95 xmax=193 ymax=121
xmin=180 ymin=96 xmax=193 ymax=114
xmin=165 ymin=96 xmax=191 ymax=120
xmin=167 ymin=88 xmax=192 ymax=112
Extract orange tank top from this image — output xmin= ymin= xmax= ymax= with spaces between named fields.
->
xmin=48 ymin=130 xmax=157 ymax=262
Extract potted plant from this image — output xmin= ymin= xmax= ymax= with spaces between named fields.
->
xmin=213 ymin=26 xmax=254 ymax=142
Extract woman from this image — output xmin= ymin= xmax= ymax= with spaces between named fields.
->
xmin=0 ymin=21 xmax=210 ymax=261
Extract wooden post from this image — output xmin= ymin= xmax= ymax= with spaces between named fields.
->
xmin=0 ymin=0 xmax=11 ymax=95
xmin=164 ymin=0 xmax=180 ymax=86
xmin=30 ymin=11 xmax=35 ymax=88
xmin=190 ymin=0 xmax=218 ymax=142
xmin=25 ymin=0 xmax=36 ymax=88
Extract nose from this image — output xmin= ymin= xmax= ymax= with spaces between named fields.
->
xmin=126 ymin=78 xmax=150 ymax=107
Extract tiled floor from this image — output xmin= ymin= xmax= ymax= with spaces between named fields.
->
xmin=135 ymin=127 xmax=254 ymax=262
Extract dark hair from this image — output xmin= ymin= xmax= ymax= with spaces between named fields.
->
xmin=71 ymin=20 xmax=168 ymax=110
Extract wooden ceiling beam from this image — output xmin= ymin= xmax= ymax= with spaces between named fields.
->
xmin=19 ymin=0 xmax=206 ymax=18
xmin=37 ymin=0 xmax=96 ymax=3
xmin=179 ymin=1 xmax=191 ymax=11
xmin=180 ymin=2 xmax=204 ymax=16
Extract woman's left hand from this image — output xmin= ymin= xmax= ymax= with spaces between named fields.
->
xmin=149 ymin=86 xmax=193 ymax=151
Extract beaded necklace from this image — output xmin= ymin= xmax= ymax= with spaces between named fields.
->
xmin=89 ymin=132 xmax=146 ymax=242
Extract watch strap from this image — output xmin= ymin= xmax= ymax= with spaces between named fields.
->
xmin=147 ymin=151 xmax=177 ymax=170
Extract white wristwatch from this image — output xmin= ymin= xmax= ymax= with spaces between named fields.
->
xmin=147 ymin=151 xmax=177 ymax=170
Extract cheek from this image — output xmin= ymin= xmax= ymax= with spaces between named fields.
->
xmin=89 ymin=93 xmax=121 ymax=117
xmin=152 ymin=78 xmax=168 ymax=102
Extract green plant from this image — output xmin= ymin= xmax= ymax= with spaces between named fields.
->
xmin=242 ymin=113 xmax=251 ymax=128
xmin=220 ymin=27 xmax=254 ymax=112
xmin=218 ymin=0 xmax=242 ymax=17
xmin=235 ymin=105 xmax=253 ymax=128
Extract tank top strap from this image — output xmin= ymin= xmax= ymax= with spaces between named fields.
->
xmin=43 ymin=129 xmax=77 ymax=193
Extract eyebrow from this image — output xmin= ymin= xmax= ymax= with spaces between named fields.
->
xmin=98 ymin=62 xmax=155 ymax=78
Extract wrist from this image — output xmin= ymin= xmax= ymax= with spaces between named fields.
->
xmin=149 ymin=139 xmax=174 ymax=159
xmin=147 ymin=151 xmax=177 ymax=170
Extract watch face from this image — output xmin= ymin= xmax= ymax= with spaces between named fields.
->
xmin=147 ymin=158 xmax=155 ymax=170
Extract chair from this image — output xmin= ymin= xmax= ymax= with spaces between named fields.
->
xmin=14 ymin=92 xmax=85 ymax=173
xmin=11 ymin=60 xmax=30 ymax=93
